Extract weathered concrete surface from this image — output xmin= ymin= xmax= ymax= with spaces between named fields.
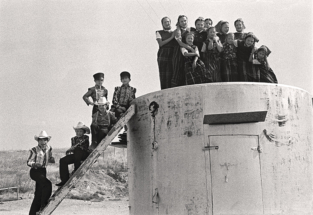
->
xmin=128 ymin=83 xmax=313 ymax=215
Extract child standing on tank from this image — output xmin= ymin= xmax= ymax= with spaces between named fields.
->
xmin=251 ymin=45 xmax=278 ymax=83
xmin=182 ymin=32 xmax=211 ymax=85
xmin=215 ymin=21 xmax=229 ymax=44
xmin=221 ymin=33 xmax=238 ymax=82
xmin=201 ymin=26 xmax=223 ymax=82
xmin=190 ymin=17 xmax=207 ymax=60
xmin=234 ymin=18 xmax=247 ymax=40
xmin=233 ymin=32 xmax=259 ymax=82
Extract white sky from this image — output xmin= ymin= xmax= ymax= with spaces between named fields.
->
xmin=0 ymin=0 xmax=312 ymax=150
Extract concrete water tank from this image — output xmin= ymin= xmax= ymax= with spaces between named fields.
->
xmin=127 ymin=83 xmax=313 ymax=215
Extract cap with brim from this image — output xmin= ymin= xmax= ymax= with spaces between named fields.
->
xmin=93 ymin=73 xmax=104 ymax=80
xmin=34 ymin=131 xmax=51 ymax=142
xmin=73 ymin=122 xmax=90 ymax=134
xmin=120 ymin=71 xmax=131 ymax=79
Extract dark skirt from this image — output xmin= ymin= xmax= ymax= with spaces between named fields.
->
xmin=203 ymin=52 xmax=222 ymax=82
xmin=257 ymin=65 xmax=278 ymax=83
xmin=237 ymin=60 xmax=260 ymax=82
xmin=221 ymin=58 xmax=238 ymax=82
xmin=185 ymin=58 xmax=211 ymax=85
xmin=171 ymin=46 xmax=186 ymax=87
xmin=157 ymin=47 xmax=174 ymax=90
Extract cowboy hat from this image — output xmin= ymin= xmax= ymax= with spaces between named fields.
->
xmin=34 ymin=131 xmax=51 ymax=142
xmin=73 ymin=122 xmax=90 ymax=134
xmin=97 ymin=97 xmax=108 ymax=105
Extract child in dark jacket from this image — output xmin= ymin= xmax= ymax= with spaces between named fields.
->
xmin=56 ymin=122 xmax=90 ymax=187
xmin=110 ymin=71 xmax=136 ymax=119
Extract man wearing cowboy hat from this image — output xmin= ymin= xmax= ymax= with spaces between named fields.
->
xmin=56 ymin=122 xmax=91 ymax=187
xmin=90 ymin=97 xmax=117 ymax=150
xmin=27 ymin=131 xmax=55 ymax=215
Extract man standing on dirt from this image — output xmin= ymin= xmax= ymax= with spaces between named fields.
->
xmin=27 ymin=131 xmax=55 ymax=215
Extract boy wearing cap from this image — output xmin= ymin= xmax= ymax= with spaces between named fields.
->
xmin=56 ymin=122 xmax=90 ymax=187
xmin=90 ymin=97 xmax=117 ymax=150
xmin=110 ymin=71 xmax=136 ymax=119
xmin=27 ymin=131 xmax=55 ymax=215
xmin=83 ymin=72 xmax=109 ymax=115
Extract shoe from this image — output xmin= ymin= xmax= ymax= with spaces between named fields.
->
xmin=55 ymin=181 xmax=66 ymax=187
xmin=118 ymin=132 xmax=127 ymax=144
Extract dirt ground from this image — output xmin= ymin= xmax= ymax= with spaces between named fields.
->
xmin=0 ymin=198 xmax=129 ymax=215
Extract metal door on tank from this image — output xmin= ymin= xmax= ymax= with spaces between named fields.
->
xmin=205 ymin=135 xmax=264 ymax=215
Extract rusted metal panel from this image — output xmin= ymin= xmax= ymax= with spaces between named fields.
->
xmin=208 ymin=135 xmax=263 ymax=214
xmin=40 ymin=104 xmax=136 ymax=215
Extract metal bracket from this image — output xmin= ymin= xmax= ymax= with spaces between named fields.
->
xmin=251 ymin=146 xmax=262 ymax=153
xmin=203 ymin=146 xmax=219 ymax=151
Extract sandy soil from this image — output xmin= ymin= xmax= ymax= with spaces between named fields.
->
xmin=0 ymin=198 xmax=129 ymax=215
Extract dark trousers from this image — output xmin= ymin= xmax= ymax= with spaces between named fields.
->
xmin=29 ymin=168 xmax=52 ymax=215
xmin=59 ymin=147 xmax=89 ymax=183
xmin=110 ymin=105 xmax=127 ymax=119
xmin=90 ymin=124 xmax=109 ymax=149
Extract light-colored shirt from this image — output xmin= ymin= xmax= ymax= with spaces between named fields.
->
xmin=27 ymin=145 xmax=53 ymax=168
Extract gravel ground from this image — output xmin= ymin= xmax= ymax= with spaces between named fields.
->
xmin=0 ymin=198 xmax=129 ymax=215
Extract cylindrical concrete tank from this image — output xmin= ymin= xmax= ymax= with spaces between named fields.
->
xmin=127 ymin=83 xmax=313 ymax=215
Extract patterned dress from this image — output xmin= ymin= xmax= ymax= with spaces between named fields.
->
xmin=221 ymin=43 xmax=238 ymax=82
xmin=202 ymin=40 xmax=222 ymax=82
xmin=236 ymin=40 xmax=260 ymax=82
xmin=253 ymin=58 xmax=278 ymax=83
xmin=182 ymin=45 xmax=211 ymax=85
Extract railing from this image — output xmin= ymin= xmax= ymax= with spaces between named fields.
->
xmin=0 ymin=186 xmax=19 ymax=201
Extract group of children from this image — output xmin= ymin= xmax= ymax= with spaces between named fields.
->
xmin=156 ymin=16 xmax=278 ymax=89
xmin=27 ymin=71 xmax=136 ymax=215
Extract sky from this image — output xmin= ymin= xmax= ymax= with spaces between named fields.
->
xmin=0 ymin=0 xmax=312 ymax=150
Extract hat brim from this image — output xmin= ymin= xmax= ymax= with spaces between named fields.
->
xmin=73 ymin=126 xmax=91 ymax=134
xmin=34 ymin=136 xmax=51 ymax=142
